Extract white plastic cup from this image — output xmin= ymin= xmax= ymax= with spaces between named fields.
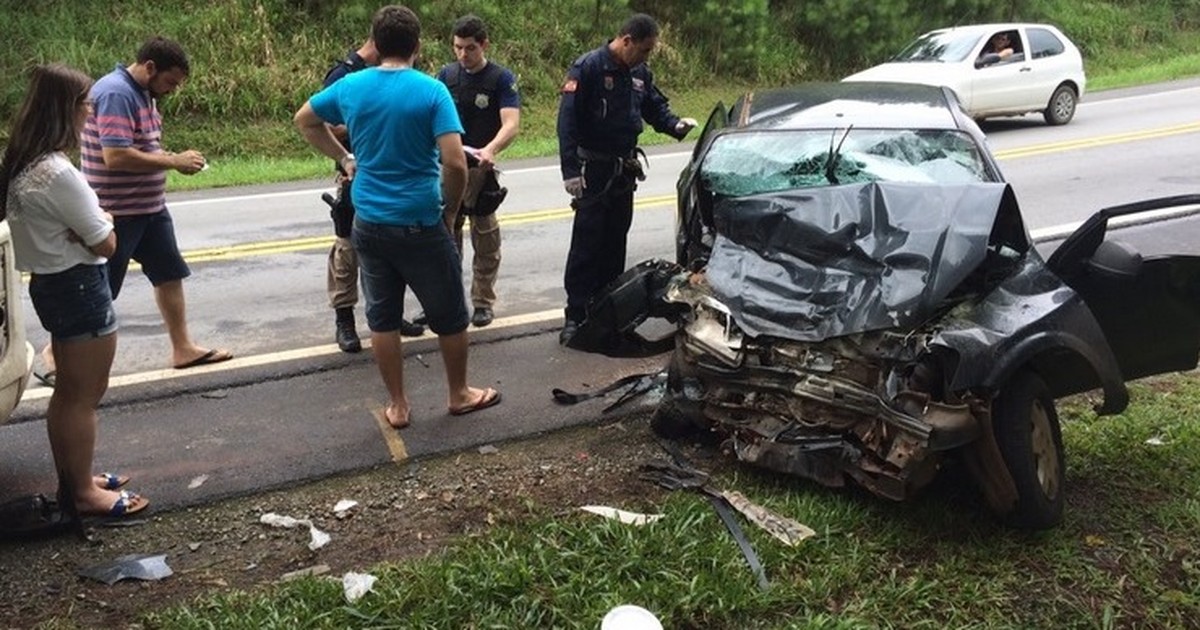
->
xmin=600 ymin=604 xmax=663 ymax=630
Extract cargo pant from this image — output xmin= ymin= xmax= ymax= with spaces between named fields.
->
xmin=444 ymin=166 xmax=501 ymax=309
xmin=327 ymin=237 xmax=358 ymax=309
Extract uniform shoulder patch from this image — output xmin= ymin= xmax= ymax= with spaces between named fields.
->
xmin=562 ymin=79 xmax=578 ymax=93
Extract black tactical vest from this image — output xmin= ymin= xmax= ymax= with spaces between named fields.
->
xmin=443 ymin=62 xmax=505 ymax=149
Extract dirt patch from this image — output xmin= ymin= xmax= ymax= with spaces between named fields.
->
xmin=0 ymin=415 xmax=731 ymax=629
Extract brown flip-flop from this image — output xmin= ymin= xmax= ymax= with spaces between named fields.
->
xmin=174 ymin=348 xmax=233 ymax=370
xmin=448 ymin=388 xmax=502 ymax=416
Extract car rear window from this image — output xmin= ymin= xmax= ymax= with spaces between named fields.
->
xmin=1028 ymin=28 xmax=1066 ymax=59
xmin=700 ymin=129 xmax=993 ymax=196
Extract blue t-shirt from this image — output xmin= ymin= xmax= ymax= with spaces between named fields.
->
xmin=309 ymin=68 xmax=463 ymax=226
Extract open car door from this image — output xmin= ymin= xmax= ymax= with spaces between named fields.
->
xmin=676 ymin=102 xmax=729 ymax=265
xmin=1047 ymin=195 xmax=1200 ymax=380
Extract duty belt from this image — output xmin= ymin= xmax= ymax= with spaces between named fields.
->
xmin=577 ymin=146 xmax=649 ymax=198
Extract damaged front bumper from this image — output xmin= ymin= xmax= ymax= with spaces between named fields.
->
xmin=665 ymin=275 xmax=989 ymax=502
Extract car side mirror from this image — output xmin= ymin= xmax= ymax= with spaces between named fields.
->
xmin=975 ymin=53 xmax=1000 ymax=69
xmin=1087 ymin=239 xmax=1142 ymax=279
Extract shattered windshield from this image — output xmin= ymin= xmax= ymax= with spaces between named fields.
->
xmin=701 ymin=129 xmax=992 ymax=196
xmin=891 ymin=30 xmax=980 ymax=62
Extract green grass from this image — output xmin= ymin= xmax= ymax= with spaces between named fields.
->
xmin=1088 ymin=51 xmax=1200 ymax=91
xmin=145 ymin=374 xmax=1200 ymax=629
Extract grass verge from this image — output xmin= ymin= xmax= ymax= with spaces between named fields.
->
xmin=145 ymin=374 xmax=1200 ymax=629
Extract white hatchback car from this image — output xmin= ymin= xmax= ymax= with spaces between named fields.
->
xmin=844 ymin=23 xmax=1086 ymax=125
xmin=0 ymin=220 xmax=33 ymax=425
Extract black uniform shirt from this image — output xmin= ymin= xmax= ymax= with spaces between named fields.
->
xmin=556 ymin=42 xmax=685 ymax=179
xmin=321 ymin=50 xmax=369 ymax=159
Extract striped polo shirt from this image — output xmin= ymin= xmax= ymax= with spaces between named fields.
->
xmin=81 ymin=65 xmax=167 ymax=216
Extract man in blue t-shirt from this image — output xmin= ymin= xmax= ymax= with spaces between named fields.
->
xmin=295 ymin=4 xmax=502 ymax=428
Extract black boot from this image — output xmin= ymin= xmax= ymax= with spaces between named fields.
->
xmin=399 ymin=318 xmax=426 ymax=337
xmin=559 ymin=319 xmax=581 ymax=346
xmin=471 ymin=307 xmax=494 ymax=327
xmin=335 ymin=307 xmax=362 ymax=353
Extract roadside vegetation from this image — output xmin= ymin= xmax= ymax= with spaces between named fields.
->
xmin=146 ymin=376 xmax=1200 ymax=628
xmin=5 ymin=0 xmax=1200 ymax=190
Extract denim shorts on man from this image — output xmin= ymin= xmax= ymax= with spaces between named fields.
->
xmin=29 ymin=263 xmax=118 ymax=342
xmin=107 ymin=209 xmax=191 ymax=298
xmin=351 ymin=217 xmax=469 ymax=335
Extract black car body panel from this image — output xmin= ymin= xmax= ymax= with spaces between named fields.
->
xmin=705 ymin=182 xmax=1019 ymax=342
xmin=1047 ymin=194 xmax=1200 ymax=383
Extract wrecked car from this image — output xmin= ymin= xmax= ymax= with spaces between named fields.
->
xmin=567 ymin=82 xmax=1200 ymax=529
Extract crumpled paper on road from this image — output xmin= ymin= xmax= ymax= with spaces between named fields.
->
xmin=260 ymin=512 xmax=331 ymax=550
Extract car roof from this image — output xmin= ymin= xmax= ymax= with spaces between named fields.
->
xmin=729 ymin=82 xmax=967 ymax=131
xmin=926 ymin=22 xmax=1065 ymax=37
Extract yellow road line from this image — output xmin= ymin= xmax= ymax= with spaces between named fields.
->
xmin=994 ymin=121 xmax=1200 ymax=159
xmin=177 ymin=194 xmax=677 ymax=264
xmin=370 ymin=402 xmax=409 ymax=462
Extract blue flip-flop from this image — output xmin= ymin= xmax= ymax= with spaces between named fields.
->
xmin=95 ymin=472 xmax=130 ymax=490
xmin=84 ymin=490 xmax=149 ymax=518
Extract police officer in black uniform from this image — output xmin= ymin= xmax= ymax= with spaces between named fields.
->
xmin=321 ymin=36 xmax=424 ymax=352
xmin=556 ymin=13 xmax=696 ymax=346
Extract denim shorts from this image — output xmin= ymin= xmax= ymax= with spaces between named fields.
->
xmin=29 ymin=264 xmax=118 ymax=342
xmin=108 ymin=209 xmax=191 ymax=299
xmin=351 ymin=217 xmax=468 ymax=335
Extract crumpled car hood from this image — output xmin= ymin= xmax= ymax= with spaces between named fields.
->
xmin=705 ymin=181 xmax=1024 ymax=342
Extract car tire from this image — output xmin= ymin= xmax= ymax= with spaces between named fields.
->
xmin=1043 ymin=84 xmax=1077 ymax=125
xmin=991 ymin=370 xmax=1065 ymax=529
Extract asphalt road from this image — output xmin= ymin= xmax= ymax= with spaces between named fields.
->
xmin=2 ymin=79 xmax=1199 ymax=514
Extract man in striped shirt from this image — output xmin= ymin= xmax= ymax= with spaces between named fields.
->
xmin=81 ymin=36 xmax=233 ymax=370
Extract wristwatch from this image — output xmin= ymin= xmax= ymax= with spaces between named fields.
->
xmin=339 ymin=153 xmax=356 ymax=168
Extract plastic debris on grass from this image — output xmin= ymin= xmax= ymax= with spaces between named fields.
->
xmin=333 ymin=499 xmax=358 ymax=518
xmin=342 ymin=571 xmax=378 ymax=603
xmin=78 ymin=553 xmax=173 ymax=584
xmin=601 ymin=604 xmax=663 ymax=630
xmin=718 ymin=490 xmax=816 ymax=546
xmin=260 ymin=512 xmax=331 ymax=550
xmin=579 ymin=505 xmax=665 ymax=526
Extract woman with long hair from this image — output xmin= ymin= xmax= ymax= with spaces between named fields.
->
xmin=0 ymin=64 xmax=148 ymax=518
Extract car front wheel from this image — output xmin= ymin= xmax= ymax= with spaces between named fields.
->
xmin=1043 ymin=84 xmax=1077 ymax=125
xmin=991 ymin=370 xmax=1065 ymax=529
